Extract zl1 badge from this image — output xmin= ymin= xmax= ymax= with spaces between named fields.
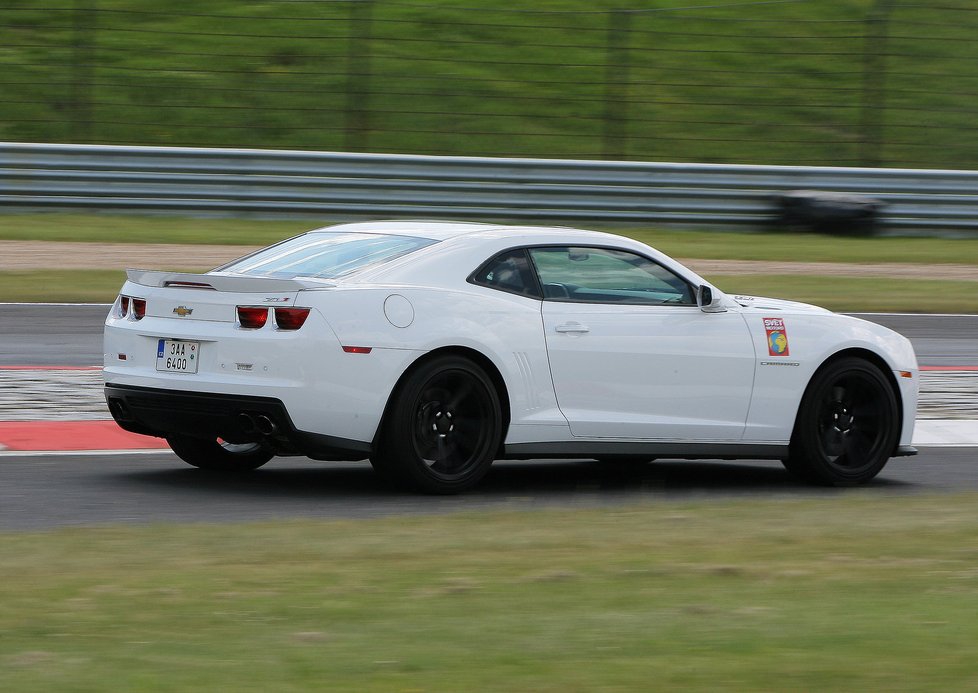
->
xmin=764 ymin=317 xmax=790 ymax=356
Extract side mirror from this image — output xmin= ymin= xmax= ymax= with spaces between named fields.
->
xmin=698 ymin=285 xmax=726 ymax=313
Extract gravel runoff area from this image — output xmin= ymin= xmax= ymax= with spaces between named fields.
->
xmin=2 ymin=240 xmax=978 ymax=279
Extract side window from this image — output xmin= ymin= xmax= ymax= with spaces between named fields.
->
xmin=469 ymin=248 xmax=542 ymax=299
xmin=528 ymin=246 xmax=695 ymax=305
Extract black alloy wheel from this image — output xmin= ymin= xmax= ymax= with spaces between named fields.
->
xmin=374 ymin=355 xmax=502 ymax=493
xmin=166 ymin=433 xmax=273 ymax=472
xmin=783 ymin=357 xmax=899 ymax=486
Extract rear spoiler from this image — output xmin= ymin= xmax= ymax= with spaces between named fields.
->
xmin=125 ymin=269 xmax=332 ymax=293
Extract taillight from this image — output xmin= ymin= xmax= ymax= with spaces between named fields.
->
xmin=119 ymin=295 xmax=145 ymax=320
xmin=237 ymin=306 xmax=268 ymax=329
xmin=274 ymin=307 xmax=310 ymax=330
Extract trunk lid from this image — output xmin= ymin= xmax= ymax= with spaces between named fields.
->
xmin=124 ymin=270 xmax=331 ymax=322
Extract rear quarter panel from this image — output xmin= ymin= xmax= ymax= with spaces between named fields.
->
xmin=306 ymin=284 xmax=568 ymax=442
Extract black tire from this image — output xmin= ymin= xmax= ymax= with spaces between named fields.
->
xmin=784 ymin=357 xmax=899 ymax=486
xmin=166 ymin=434 xmax=273 ymax=472
xmin=374 ymin=355 xmax=503 ymax=494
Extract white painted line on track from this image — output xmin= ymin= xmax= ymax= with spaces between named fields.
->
xmin=913 ymin=420 xmax=978 ymax=447
xmin=847 ymin=312 xmax=978 ymax=318
xmin=0 ymin=302 xmax=112 ymax=307
xmin=0 ymin=448 xmax=174 ymax=458
xmin=2 ymin=420 xmax=977 ymax=456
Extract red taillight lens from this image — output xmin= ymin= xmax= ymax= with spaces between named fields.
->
xmin=274 ymin=307 xmax=310 ymax=330
xmin=120 ymin=295 xmax=145 ymax=319
xmin=237 ymin=306 xmax=268 ymax=328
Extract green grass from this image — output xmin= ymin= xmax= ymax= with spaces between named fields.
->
xmin=3 ymin=495 xmax=978 ymax=691
xmin=716 ymin=275 xmax=978 ymax=314
xmin=1 ymin=1 xmax=976 ymax=167
xmin=0 ymin=214 xmax=311 ymax=247
xmin=0 ymin=270 xmax=129 ymax=303
xmin=2 ymin=215 xmax=975 ymax=308
xmin=628 ymin=228 xmax=978 ymax=266
xmin=3 ymin=214 xmax=978 ymax=264
xmin=10 ymin=269 xmax=971 ymax=312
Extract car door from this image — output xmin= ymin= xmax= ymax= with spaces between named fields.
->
xmin=530 ymin=246 xmax=757 ymax=441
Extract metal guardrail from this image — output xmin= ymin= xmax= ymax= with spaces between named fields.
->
xmin=2 ymin=142 xmax=977 ymax=232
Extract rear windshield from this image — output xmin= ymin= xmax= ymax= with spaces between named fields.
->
xmin=215 ymin=232 xmax=437 ymax=279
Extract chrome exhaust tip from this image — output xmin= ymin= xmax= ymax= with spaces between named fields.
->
xmin=255 ymin=414 xmax=277 ymax=436
xmin=237 ymin=412 xmax=257 ymax=434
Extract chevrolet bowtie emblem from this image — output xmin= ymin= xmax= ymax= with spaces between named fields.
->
xmin=173 ymin=306 xmax=193 ymax=317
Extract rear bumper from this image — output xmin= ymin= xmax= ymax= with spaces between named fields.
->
xmin=104 ymin=384 xmax=371 ymax=460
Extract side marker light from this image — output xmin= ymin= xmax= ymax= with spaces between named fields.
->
xmin=342 ymin=346 xmax=372 ymax=354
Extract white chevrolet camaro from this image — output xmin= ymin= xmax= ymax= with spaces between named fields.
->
xmin=104 ymin=221 xmax=919 ymax=493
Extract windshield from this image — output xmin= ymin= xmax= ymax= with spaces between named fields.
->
xmin=215 ymin=232 xmax=437 ymax=279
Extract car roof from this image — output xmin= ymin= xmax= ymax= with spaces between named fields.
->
xmin=307 ymin=220 xmax=620 ymax=244
xmin=307 ymin=220 xmax=504 ymax=241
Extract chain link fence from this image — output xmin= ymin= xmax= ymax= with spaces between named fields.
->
xmin=1 ymin=1 xmax=976 ymax=168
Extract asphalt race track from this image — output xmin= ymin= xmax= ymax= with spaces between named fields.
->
xmin=0 ymin=305 xmax=975 ymax=530
xmin=3 ymin=305 xmax=976 ymax=368
xmin=2 ymin=449 xmax=977 ymax=531
xmin=0 ymin=303 xmax=111 ymax=366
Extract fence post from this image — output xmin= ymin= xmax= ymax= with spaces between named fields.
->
xmin=602 ymin=10 xmax=631 ymax=160
xmin=860 ymin=0 xmax=893 ymax=167
xmin=344 ymin=0 xmax=374 ymax=152
xmin=70 ymin=0 xmax=96 ymax=142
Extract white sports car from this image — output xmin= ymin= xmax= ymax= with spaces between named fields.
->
xmin=104 ymin=221 xmax=918 ymax=493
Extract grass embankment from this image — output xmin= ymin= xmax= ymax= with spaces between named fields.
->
xmin=4 ymin=214 xmax=978 ymax=265
xmin=2 ymin=214 xmax=976 ymax=309
xmin=1 ymin=1 xmax=976 ymax=167
xmin=3 ymin=495 xmax=978 ymax=691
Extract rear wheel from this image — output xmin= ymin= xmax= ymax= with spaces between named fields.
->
xmin=166 ymin=434 xmax=273 ymax=472
xmin=374 ymin=355 xmax=502 ymax=494
xmin=783 ymin=357 xmax=899 ymax=485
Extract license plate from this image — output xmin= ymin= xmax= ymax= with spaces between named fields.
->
xmin=156 ymin=339 xmax=200 ymax=374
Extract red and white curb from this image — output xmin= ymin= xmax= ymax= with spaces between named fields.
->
xmin=0 ymin=420 xmax=170 ymax=453
xmin=0 ymin=365 xmax=976 ymax=454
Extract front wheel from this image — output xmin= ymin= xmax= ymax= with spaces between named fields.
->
xmin=783 ymin=357 xmax=899 ymax=486
xmin=374 ymin=355 xmax=503 ymax=494
xmin=166 ymin=434 xmax=273 ymax=472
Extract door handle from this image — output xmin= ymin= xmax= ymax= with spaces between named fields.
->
xmin=555 ymin=322 xmax=590 ymax=334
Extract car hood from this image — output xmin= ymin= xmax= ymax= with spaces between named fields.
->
xmin=729 ymin=294 xmax=832 ymax=314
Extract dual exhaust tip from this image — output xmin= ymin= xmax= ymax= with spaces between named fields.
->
xmin=238 ymin=412 xmax=278 ymax=436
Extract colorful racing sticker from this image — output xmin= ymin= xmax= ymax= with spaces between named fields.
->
xmin=763 ymin=317 xmax=790 ymax=356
